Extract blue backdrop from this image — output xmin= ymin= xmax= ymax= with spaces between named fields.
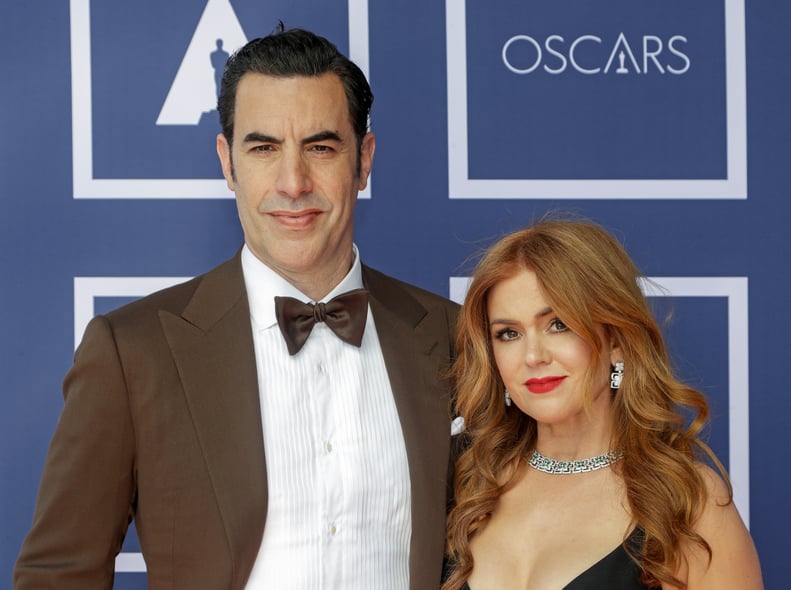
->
xmin=2 ymin=0 xmax=787 ymax=587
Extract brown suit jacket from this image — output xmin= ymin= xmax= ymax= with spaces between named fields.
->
xmin=14 ymin=251 xmax=459 ymax=589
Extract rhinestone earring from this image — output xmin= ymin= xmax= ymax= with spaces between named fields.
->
xmin=610 ymin=361 xmax=624 ymax=389
xmin=504 ymin=389 xmax=512 ymax=407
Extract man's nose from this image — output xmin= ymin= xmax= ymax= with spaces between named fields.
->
xmin=275 ymin=150 xmax=312 ymax=198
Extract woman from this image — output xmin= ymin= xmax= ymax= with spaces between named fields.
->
xmin=444 ymin=220 xmax=762 ymax=589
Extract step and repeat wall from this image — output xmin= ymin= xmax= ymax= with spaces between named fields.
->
xmin=2 ymin=0 xmax=788 ymax=587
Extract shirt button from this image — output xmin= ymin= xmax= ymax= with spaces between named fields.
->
xmin=329 ymin=523 xmax=337 ymax=536
xmin=326 ymin=441 xmax=333 ymax=453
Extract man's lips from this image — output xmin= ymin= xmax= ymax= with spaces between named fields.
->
xmin=524 ymin=376 xmax=566 ymax=394
xmin=268 ymin=209 xmax=321 ymax=228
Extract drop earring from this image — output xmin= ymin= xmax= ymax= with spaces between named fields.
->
xmin=504 ymin=389 xmax=512 ymax=407
xmin=610 ymin=361 xmax=624 ymax=389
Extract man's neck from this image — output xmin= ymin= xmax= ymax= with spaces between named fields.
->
xmin=263 ymin=250 xmax=357 ymax=302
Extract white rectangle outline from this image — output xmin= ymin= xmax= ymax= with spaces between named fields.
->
xmin=450 ymin=276 xmax=751 ymax=526
xmin=445 ymin=0 xmax=747 ymax=199
xmin=70 ymin=0 xmax=371 ymax=199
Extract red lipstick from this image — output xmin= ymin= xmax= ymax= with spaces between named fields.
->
xmin=525 ymin=376 xmax=566 ymax=394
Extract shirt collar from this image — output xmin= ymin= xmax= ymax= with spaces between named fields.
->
xmin=241 ymin=244 xmax=365 ymax=330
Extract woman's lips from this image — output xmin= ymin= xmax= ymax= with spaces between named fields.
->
xmin=524 ymin=376 xmax=566 ymax=394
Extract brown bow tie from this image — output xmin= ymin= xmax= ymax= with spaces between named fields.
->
xmin=274 ymin=289 xmax=369 ymax=355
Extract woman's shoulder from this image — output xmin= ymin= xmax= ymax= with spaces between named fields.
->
xmin=679 ymin=462 xmax=763 ymax=589
xmin=694 ymin=462 xmax=730 ymax=500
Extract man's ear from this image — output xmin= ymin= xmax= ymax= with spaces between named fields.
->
xmin=216 ymin=133 xmax=236 ymax=190
xmin=357 ymin=132 xmax=375 ymax=190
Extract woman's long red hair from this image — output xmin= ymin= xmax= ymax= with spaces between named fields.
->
xmin=444 ymin=219 xmax=728 ymax=590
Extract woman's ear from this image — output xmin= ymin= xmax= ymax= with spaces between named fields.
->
xmin=608 ymin=331 xmax=623 ymax=367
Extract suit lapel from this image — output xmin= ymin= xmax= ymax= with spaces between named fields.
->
xmin=363 ymin=266 xmax=453 ymax=586
xmin=159 ymin=253 xmax=267 ymax=586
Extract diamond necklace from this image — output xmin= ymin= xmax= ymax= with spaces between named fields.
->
xmin=529 ymin=448 xmax=624 ymax=475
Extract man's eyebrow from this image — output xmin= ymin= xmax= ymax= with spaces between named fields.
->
xmin=302 ymin=130 xmax=343 ymax=145
xmin=242 ymin=132 xmax=281 ymax=144
xmin=241 ymin=130 xmax=343 ymax=146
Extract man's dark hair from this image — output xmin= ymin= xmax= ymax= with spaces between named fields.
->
xmin=217 ymin=26 xmax=374 ymax=155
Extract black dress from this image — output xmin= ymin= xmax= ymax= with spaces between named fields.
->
xmin=458 ymin=529 xmax=652 ymax=590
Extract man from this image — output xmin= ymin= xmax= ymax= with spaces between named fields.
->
xmin=15 ymin=27 xmax=458 ymax=589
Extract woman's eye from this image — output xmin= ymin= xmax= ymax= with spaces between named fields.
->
xmin=495 ymin=328 xmax=519 ymax=341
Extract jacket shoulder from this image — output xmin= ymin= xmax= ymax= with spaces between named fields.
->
xmin=103 ymin=253 xmax=243 ymax=327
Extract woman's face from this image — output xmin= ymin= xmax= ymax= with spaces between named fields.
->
xmin=487 ymin=268 xmax=620 ymax=430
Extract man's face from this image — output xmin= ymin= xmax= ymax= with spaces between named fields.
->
xmin=217 ymin=72 xmax=374 ymax=296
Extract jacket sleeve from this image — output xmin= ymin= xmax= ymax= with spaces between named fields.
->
xmin=14 ymin=315 xmax=137 ymax=590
